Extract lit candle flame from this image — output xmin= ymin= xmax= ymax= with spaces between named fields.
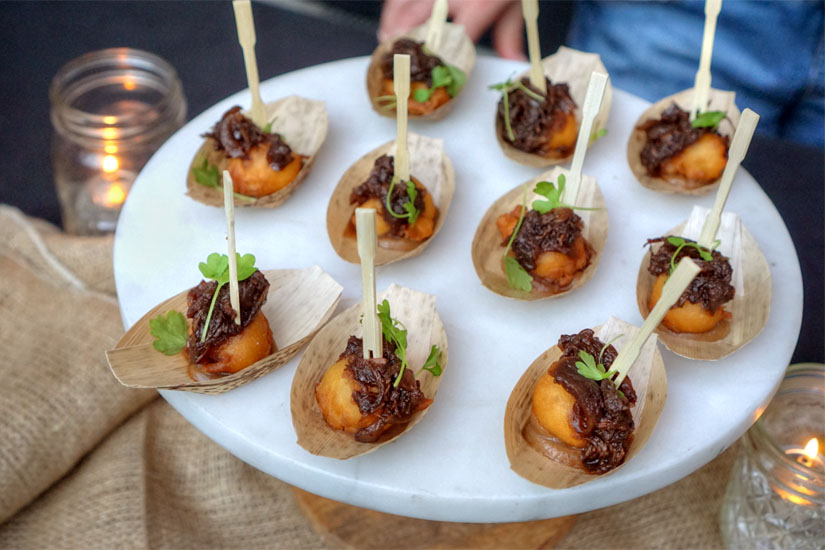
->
xmin=102 ymin=155 xmax=119 ymax=173
xmin=804 ymin=438 xmax=818 ymax=459
xmin=101 ymin=182 xmax=126 ymax=208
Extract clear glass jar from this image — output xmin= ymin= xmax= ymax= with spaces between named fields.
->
xmin=50 ymin=48 xmax=186 ymax=234
xmin=720 ymin=363 xmax=825 ymax=549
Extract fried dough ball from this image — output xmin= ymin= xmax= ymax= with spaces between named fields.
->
xmin=649 ymin=273 xmax=731 ymax=333
xmin=315 ymin=358 xmax=382 ymax=435
xmin=660 ymin=133 xmax=728 ymax=184
xmin=532 ymin=369 xmax=586 ymax=448
xmin=199 ymin=311 xmax=275 ymax=374
xmin=351 ymin=179 xmax=438 ymax=242
xmin=227 ymin=142 xmax=303 ymax=198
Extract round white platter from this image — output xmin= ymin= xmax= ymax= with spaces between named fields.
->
xmin=114 ymin=56 xmax=802 ymax=523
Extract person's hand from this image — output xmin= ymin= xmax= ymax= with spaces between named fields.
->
xmin=379 ymin=0 xmax=526 ymax=60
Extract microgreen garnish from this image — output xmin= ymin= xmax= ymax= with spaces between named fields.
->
xmin=418 ymin=345 xmax=443 ymax=376
xmin=191 ymin=157 xmax=256 ymax=202
xmin=413 ymin=64 xmax=467 ymax=102
xmin=575 ymin=334 xmax=624 ymax=385
xmin=502 ymin=186 xmax=533 ymax=291
xmin=197 ymin=252 xmax=258 ymax=342
xmin=531 ymin=174 xmax=600 ymax=214
xmin=261 ymin=122 xmax=272 ymax=133
xmin=575 ymin=350 xmax=613 ymax=381
xmin=666 ymin=236 xmax=720 ymax=274
xmin=490 ymin=75 xmax=546 ymax=142
xmin=149 ymin=311 xmax=187 ymax=355
xmin=589 ymin=127 xmax=608 ymax=144
xmin=691 ymin=110 xmax=725 ymax=129
xmin=385 ymin=175 xmax=421 ymax=227
xmin=376 ymin=299 xmax=442 ymax=387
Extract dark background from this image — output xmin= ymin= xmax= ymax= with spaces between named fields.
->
xmin=0 ymin=1 xmax=821 ymax=364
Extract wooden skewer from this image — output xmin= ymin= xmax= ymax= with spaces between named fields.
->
xmin=233 ymin=0 xmax=266 ymax=127
xmin=356 ymin=208 xmax=382 ymax=359
xmin=222 ymin=170 xmax=241 ymax=325
xmin=394 ymin=54 xmax=411 ymax=183
xmin=690 ymin=0 xmax=722 ymax=119
xmin=612 ymin=258 xmax=701 ymax=386
xmin=521 ymin=0 xmax=546 ymax=94
xmin=697 ymin=108 xmax=759 ymax=248
xmin=564 ymin=71 xmax=608 ymax=206
xmin=425 ymin=0 xmax=448 ymax=52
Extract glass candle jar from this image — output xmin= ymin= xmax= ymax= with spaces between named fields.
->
xmin=720 ymin=363 xmax=825 ymax=549
xmin=50 ymin=48 xmax=186 ymax=234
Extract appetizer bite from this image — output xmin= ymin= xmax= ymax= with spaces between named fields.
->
xmin=496 ymin=177 xmax=592 ymax=294
xmin=186 ymin=1 xmax=327 ymax=207
xmin=645 ymin=236 xmax=733 ymax=334
xmin=375 ymin=38 xmax=466 ymax=117
xmin=637 ymin=104 xmax=729 ymax=186
xmin=331 ymin=55 xmax=454 ymax=266
xmin=627 ymin=0 xmax=740 ymax=194
xmin=315 ymin=300 xmax=441 ymax=443
xmin=493 ymin=76 xmax=578 ymax=160
xmin=294 ymin=210 xmax=448 ymax=458
xmin=196 ymin=106 xmax=305 ymax=199
xmin=505 ymin=261 xmax=700 ymax=488
xmin=529 ymin=329 xmax=636 ymax=474
xmin=106 ymin=171 xmax=342 ymax=394
xmin=349 ymin=154 xmax=439 ymax=245
xmin=473 ymin=168 xmax=607 ymax=300
xmin=490 ymin=1 xmax=610 ymax=166
xmin=367 ymin=0 xmax=475 ymax=120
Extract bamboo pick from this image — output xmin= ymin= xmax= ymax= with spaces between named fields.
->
xmin=394 ymin=54 xmax=411 ymax=182
xmin=697 ymin=108 xmax=759 ymax=248
xmin=223 ymin=170 xmax=241 ymax=325
xmin=425 ymin=0 xmax=448 ymax=52
xmin=233 ymin=0 xmax=266 ymax=127
xmin=613 ymin=258 xmax=701 ymax=385
xmin=690 ymin=0 xmax=722 ymax=119
xmin=521 ymin=0 xmax=546 ymax=94
xmin=356 ymin=208 xmax=382 ymax=359
xmin=563 ymin=71 xmax=608 ymax=205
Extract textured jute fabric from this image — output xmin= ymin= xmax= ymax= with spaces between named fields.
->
xmin=0 ymin=205 xmax=733 ymax=549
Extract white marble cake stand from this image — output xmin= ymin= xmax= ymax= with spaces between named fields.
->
xmin=114 ymin=56 xmax=802 ymax=523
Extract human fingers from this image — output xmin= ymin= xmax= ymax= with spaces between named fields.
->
xmin=379 ymin=0 xmax=435 ymax=41
xmin=493 ymin=0 xmax=526 ymax=60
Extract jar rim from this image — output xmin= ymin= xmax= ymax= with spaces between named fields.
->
xmin=50 ymin=47 xmax=185 ymax=144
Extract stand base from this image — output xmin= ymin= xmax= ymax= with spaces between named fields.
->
xmin=293 ymin=489 xmax=576 ymax=549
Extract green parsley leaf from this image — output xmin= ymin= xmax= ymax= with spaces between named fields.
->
xmin=532 ymin=174 xmax=566 ymax=214
xmin=502 ymin=186 xmax=533 ymax=291
xmin=199 ymin=252 xmax=229 ymax=283
xmin=192 ymin=157 xmax=220 ymax=189
xmin=376 ymin=94 xmax=398 ymax=112
xmin=445 ymin=65 xmax=466 ymax=97
xmin=691 ymin=110 xmax=726 ymax=129
xmin=376 ymin=299 xmax=411 ymax=387
xmin=149 ymin=311 xmax=187 ymax=355
xmin=413 ymin=87 xmax=433 ymax=103
xmin=589 ymin=127 xmax=608 ymax=144
xmin=431 ymin=65 xmax=451 ymax=89
xmin=197 ymin=252 xmax=258 ymax=342
xmin=419 ymin=345 xmax=443 ymax=376
xmin=261 ymin=122 xmax=272 ymax=133
xmin=504 ymin=256 xmax=533 ymax=291
xmin=617 ymin=389 xmax=626 ymax=399
xmin=575 ymin=350 xmax=612 ymax=381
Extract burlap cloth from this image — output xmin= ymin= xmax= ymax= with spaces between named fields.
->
xmin=0 ymin=204 xmax=735 ymax=549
